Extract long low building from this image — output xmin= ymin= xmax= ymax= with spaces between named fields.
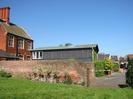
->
xmin=30 ymin=44 xmax=99 ymax=62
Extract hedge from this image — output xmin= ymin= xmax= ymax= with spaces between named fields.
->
xmin=126 ymin=59 xmax=133 ymax=88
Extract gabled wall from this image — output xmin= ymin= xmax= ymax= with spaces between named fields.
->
xmin=6 ymin=33 xmax=33 ymax=60
xmin=0 ymin=25 xmax=6 ymax=51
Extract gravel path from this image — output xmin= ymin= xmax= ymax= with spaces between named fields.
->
xmin=91 ymin=71 xmax=126 ymax=88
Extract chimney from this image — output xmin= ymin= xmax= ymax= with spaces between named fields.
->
xmin=0 ymin=7 xmax=10 ymax=24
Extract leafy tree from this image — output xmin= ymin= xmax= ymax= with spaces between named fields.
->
xmin=65 ymin=43 xmax=72 ymax=46
xmin=94 ymin=59 xmax=114 ymax=77
xmin=112 ymin=63 xmax=119 ymax=72
xmin=126 ymin=58 xmax=133 ymax=88
xmin=94 ymin=60 xmax=105 ymax=77
xmin=103 ymin=59 xmax=113 ymax=73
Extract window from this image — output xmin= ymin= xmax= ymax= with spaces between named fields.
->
xmin=18 ymin=54 xmax=24 ymax=60
xmin=36 ymin=52 xmax=39 ymax=58
xmin=8 ymin=35 xmax=14 ymax=47
xmin=32 ymin=52 xmax=36 ymax=59
xmin=27 ymin=41 xmax=32 ymax=50
xmin=40 ymin=51 xmax=43 ymax=58
xmin=18 ymin=38 xmax=24 ymax=49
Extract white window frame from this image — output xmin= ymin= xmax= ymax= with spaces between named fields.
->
xmin=8 ymin=35 xmax=14 ymax=47
xmin=27 ymin=41 xmax=32 ymax=50
xmin=18 ymin=38 xmax=24 ymax=49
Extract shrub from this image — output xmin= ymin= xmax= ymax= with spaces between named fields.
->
xmin=94 ymin=61 xmax=105 ymax=77
xmin=126 ymin=59 xmax=133 ymax=88
xmin=94 ymin=59 xmax=114 ymax=77
xmin=0 ymin=70 xmax=12 ymax=78
xmin=95 ymin=71 xmax=105 ymax=77
xmin=63 ymin=73 xmax=72 ymax=85
xmin=112 ymin=63 xmax=119 ymax=72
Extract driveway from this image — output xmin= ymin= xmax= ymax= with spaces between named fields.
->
xmin=90 ymin=71 xmax=126 ymax=88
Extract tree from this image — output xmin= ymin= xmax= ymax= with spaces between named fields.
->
xmin=103 ymin=59 xmax=113 ymax=75
xmin=94 ymin=59 xmax=114 ymax=77
xmin=126 ymin=58 xmax=133 ymax=88
xmin=65 ymin=43 xmax=72 ymax=46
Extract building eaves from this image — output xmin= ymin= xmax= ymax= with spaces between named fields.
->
xmin=1 ymin=22 xmax=32 ymax=40
xmin=31 ymin=44 xmax=99 ymax=52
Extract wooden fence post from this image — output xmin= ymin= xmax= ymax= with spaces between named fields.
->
xmin=86 ymin=68 xmax=90 ymax=87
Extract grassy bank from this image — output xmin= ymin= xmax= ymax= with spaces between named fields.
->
xmin=0 ymin=77 xmax=133 ymax=99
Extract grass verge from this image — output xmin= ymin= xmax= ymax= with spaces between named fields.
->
xmin=0 ymin=77 xmax=133 ymax=99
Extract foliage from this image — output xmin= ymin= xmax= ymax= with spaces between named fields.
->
xmin=0 ymin=77 xmax=133 ymax=99
xmin=94 ymin=59 xmax=115 ymax=77
xmin=126 ymin=59 xmax=133 ymax=88
xmin=104 ymin=59 xmax=113 ymax=70
xmin=0 ymin=69 xmax=12 ymax=78
xmin=63 ymin=73 xmax=72 ymax=85
xmin=64 ymin=43 xmax=73 ymax=46
xmin=112 ymin=63 xmax=119 ymax=72
xmin=94 ymin=61 xmax=105 ymax=77
xmin=93 ymin=51 xmax=98 ymax=61
xmin=28 ymin=67 xmax=74 ymax=85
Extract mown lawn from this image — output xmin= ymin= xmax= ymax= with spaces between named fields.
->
xmin=0 ymin=77 xmax=133 ymax=99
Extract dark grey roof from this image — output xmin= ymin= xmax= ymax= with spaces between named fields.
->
xmin=31 ymin=44 xmax=99 ymax=52
xmin=0 ymin=50 xmax=18 ymax=59
xmin=0 ymin=20 xmax=32 ymax=40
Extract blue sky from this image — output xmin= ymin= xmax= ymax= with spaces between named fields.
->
xmin=0 ymin=0 xmax=133 ymax=56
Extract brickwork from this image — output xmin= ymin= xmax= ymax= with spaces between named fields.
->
xmin=0 ymin=7 xmax=33 ymax=60
xmin=0 ymin=7 xmax=10 ymax=23
xmin=0 ymin=25 xmax=6 ymax=51
xmin=6 ymin=34 xmax=32 ymax=59
xmin=0 ymin=60 xmax=95 ymax=86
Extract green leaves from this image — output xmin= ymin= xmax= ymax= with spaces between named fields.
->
xmin=126 ymin=59 xmax=133 ymax=88
xmin=0 ymin=70 xmax=12 ymax=78
xmin=94 ymin=59 xmax=117 ymax=77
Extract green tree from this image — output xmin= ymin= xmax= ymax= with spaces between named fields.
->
xmin=65 ymin=43 xmax=72 ymax=46
xmin=103 ymin=59 xmax=113 ymax=75
xmin=126 ymin=58 xmax=133 ymax=88
xmin=94 ymin=60 xmax=105 ymax=77
xmin=94 ymin=59 xmax=114 ymax=77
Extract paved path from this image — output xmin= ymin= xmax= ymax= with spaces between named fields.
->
xmin=91 ymin=71 xmax=126 ymax=88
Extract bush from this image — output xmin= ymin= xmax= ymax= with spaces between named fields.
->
xmin=94 ymin=59 xmax=113 ymax=77
xmin=63 ymin=73 xmax=72 ymax=85
xmin=94 ymin=61 xmax=105 ymax=77
xmin=126 ymin=59 xmax=133 ymax=88
xmin=0 ymin=70 xmax=12 ymax=78
xmin=112 ymin=63 xmax=119 ymax=72
xmin=95 ymin=71 xmax=104 ymax=77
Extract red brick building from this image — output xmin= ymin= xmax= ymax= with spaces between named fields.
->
xmin=0 ymin=7 xmax=33 ymax=60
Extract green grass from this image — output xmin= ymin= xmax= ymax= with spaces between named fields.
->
xmin=0 ymin=77 xmax=133 ymax=99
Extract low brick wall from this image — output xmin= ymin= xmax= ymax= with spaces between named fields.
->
xmin=0 ymin=60 xmax=95 ymax=86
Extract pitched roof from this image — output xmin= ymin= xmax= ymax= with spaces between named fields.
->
xmin=0 ymin=50 xmax=18 ymax=59
xmin=127 ymin=54 xmax=133 ymax=59
xmin=0 ymin=20 xmax=32 ymax=40
xmin=31 ymin=44 xmax=99 ymax=52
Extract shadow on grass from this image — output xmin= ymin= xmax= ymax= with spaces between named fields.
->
xmin=118 ymin=84 xmax=128 ymax=88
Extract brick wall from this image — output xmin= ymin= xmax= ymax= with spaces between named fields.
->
xmin=0 ymin=27 xmax=32 ymax=60
xmin=6 ymin=34 xmax=32 ymax=60
xmin=0 ymin=60 xmax=95 ymax=86
xmin=0 ymin=25 xmax=6 ymax=51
